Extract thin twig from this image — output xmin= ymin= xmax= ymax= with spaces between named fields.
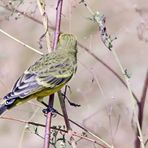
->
xmin=18 ymin=124 xmax=28 ymax=148
xmin=98 ymin=13 xmax=145 ymax=148
xmin=0 ymin=116 xmax=107 ymax=147
xmin=111 ymin=49 xmax=144 ymax=148
xmin=0 ymin=4 xmax=55 ymax=30
xmin=52 ymin=0 xmax=63 ymax=50
xmin=135 ymin=71 xmax=148 ymax=148
xmin=78 ymin=43 xmax=138 ymax=104
xmin=18 ymin=108 xmax=40 ymax=148
xmin=58 ymin=112 xmax=113 ymax=148
xmin=80 ymin=1 xmax=144 ymax=147
xmin=37 ymin=0 xmax=51 ymax=51
xmin=0 ymin=106 xmax=112 ymax=148
xmin=58 ymin=90 xmax=77 ymax=148
xmin=113 ymin=46 xmax=144 ymax=147
xmin=0 ymin=28 xmax=43 ymax=55
xmin=139 ymin=70 xmax=148 ymax=128
xmin=36 ymin=0 xmax=54 ymax=148
xmin=58 ymin=91 xmax=71 ymax=130
xmin=72 ymin=132 xmax=107 ymax=148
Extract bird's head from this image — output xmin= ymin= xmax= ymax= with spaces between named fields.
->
xmin=57 ymin=33 xmax=77 ymax=53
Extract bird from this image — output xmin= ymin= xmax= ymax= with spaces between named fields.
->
xmin=0 ymin=33 xmax=77 ymax=115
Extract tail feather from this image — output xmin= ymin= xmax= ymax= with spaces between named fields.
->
xmin=0 ymin=104 xmax=8 ymax=115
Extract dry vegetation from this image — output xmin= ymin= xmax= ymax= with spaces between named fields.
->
xmin=0 ymin=0 xmax=147 ymax=148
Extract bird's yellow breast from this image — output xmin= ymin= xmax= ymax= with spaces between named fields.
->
xmin=34 ymin=83 xmax=65 ymax=98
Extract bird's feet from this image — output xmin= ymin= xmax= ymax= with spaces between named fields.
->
xmin=42 ymin=106 xmax=57 ymax=114
xmin=62 ymin=85 xmax=81 ymax=107
xmin=41 ymin=101 xmax=57 ymax=116
xmin=61 ymin=93 xmax=81 ymax=107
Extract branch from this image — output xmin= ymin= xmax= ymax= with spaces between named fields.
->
xmin=78 ymin=42 xmax=139 ymax=103
xmin=18 ymin=108 xmax=40 ymax=148
xmin=37 ymin=0 xmax=51 ymax=51
xmin=0 ymin=28 xmax=43 ymax=55
xmin=36 ymin=1 xmax=55 ymax=148
xmin=58 ymin=90 xmax=77 ymax=147
xmin=80 ymin=1 xmax=145 ymax=147
xmin=53 ymin=1 xmax=77 ymax=147
xmin=52 ymin=0 xmax=63 ymax=50
xmin=0 ymin=116 xmax=108 ymax=148
xmin=95 ymin=11 xmax=145 ymax=148
xmin=36 ymin=0 xmax=64 ymax=147
xmin=139 ymin=70 xmax=148 ymax=128
xmin=0 ymin=4 xmax=55 ymax=30
xmin=135 ymin=71 xmax=148 ymax=148
xmin=58 ymin=91 xmax=71 ymax=130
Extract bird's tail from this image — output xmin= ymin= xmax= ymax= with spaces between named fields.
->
xmin=0 ymin=100 xmax=8 ymax=115
xmin=0 ymin=104 xmax=8 ymax=115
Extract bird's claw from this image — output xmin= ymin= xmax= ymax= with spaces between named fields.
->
xmin=61 ymin=93 xmax=81 ymax=107
xmin=42 ymin=106 xmax=57 ymax=117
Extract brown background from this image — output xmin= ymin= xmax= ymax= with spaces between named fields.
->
xmin=0 ymin=0 xmax=148 ymax=147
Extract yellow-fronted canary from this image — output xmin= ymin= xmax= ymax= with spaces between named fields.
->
xmin=0 ymin=33 xmax=77 ymax=115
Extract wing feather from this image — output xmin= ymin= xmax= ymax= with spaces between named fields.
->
xmin=4 ymin=73 xmax=42 ymax=100
xmin=4 ymin=56 xmax=74 ymax=101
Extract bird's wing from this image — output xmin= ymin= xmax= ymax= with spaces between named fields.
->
xmin=4 ymin=73 xmax=43 ymax=100
xmin=36 ymin=59 xmax=74 ymax=88
xmin=4 ymin=55 xmax=74 ymax=101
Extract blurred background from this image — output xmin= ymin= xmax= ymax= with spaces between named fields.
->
xmin=0 ymin=0 xmax=148 ymax=147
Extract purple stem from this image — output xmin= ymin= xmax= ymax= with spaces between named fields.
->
xmin=44 ymin=1 xmax=63 ymax=148
xmin=44 ymin=94 xmax=54 ymax=148
xmin=52 ymin=0 xmax=63 ymax=50
xmin=135 ymin=71 xmax=148 ymax=148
